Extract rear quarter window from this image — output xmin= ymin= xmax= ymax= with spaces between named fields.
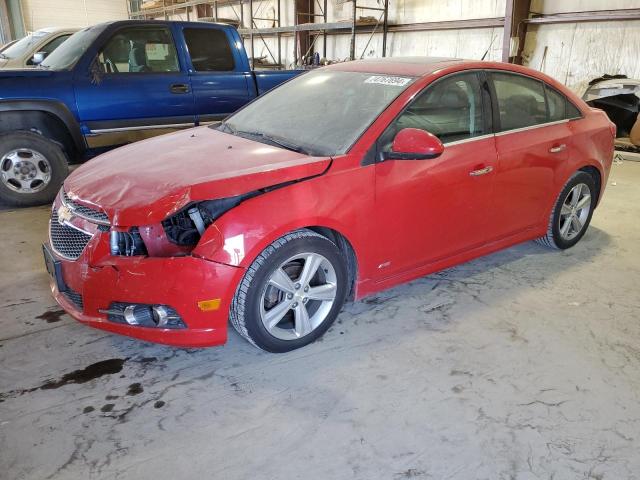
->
xmin=184 ymin=28 xmax=235 ymax=72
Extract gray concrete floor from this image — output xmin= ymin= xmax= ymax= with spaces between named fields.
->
xmin=1 ymin=161 xmax=639 ymax=480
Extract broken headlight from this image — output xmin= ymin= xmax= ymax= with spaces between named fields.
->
xmin=110 ymin=228 xmax=148 ymax=256
xmin=162 ymin=195 xmax=253 ymax=247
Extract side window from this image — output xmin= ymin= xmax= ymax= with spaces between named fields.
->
xmin=41 ymin=34 xmax=71 ymax=55
xmin=26 ymin=34 xmax=71 ymax=65
xmin=184 ymin=28 xmax=235 ymax=72
xmin=546 ymin=85 xmax=567 ymax=122
xmin=384 ymin=72 xmax=486 ymax=147
xmin=546 ymin=84 xmax=582 ymax=121
xmin=97 ymin=27 xmax=179 ymax=74
xmin=491 ymin=72 xmax=547 ymax=131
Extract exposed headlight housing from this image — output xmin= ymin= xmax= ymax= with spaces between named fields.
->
xmin=110 ymin=228 xmax=148 ymax=256
xmin=162 ymin=195 xmax=253 ymax=247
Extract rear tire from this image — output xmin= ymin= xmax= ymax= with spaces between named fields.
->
xmin=230 ymin=229 xmax=348 ymax=353
xmin=536 ymin=171 xmax=596 ymax=250
xmin=0 ymin=131 xmax=69 ymax=207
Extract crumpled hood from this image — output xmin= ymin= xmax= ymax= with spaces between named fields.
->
xmin=65 ymin=126 xmax=331 ymax=226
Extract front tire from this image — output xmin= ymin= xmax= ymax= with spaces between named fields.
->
xmin=230 ymin=229 xmax=348 ymax=353
xmin=0 ymin=131 xmax=69 ymax=207
xmin=536 ymin=171 xmax=596 ymax=250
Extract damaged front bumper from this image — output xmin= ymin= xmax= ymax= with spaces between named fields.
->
xmin=45 ymin=241 xmax=244 ymax=348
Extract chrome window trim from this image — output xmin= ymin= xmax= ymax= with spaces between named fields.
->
xmin=444 ymin=133 xmax=496 ymax=147
xmin=494 ymin=118 xmax=570 ymax=137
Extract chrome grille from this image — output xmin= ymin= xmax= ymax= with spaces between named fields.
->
xmin=63 ymin=288 xmax=84 ymax=311
xmin=50 ymin=210 xmax=93 ymax=260
xmin=62 ymin=189 xmax=109 ymax=224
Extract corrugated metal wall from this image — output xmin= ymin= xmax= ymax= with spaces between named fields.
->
xmin=21 ymin=0 xmax=128 ymax=31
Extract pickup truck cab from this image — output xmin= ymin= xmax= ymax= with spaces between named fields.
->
xmin=0 ymin=20 xmax=302 ymax=206
xmin=0 ymin=27 xmax=78 ymax=69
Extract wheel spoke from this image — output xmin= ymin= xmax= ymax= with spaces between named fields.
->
xmin=298 ymin=254 xmax=323 ymax=286
xmin=575 ymin=193 xmax=591 ymax=210
xmin=268 ymin=267 xmax=295 ymax=294
xmin=306 ymin=283 xmax=337 ymax=302
xmin=293 ymin=303 xmax=312 ymax=337
xmin=560 ymin=203 xmax=572 ymax=216
xmin=560 ymin=216 xmax=572 ymax=237
xmin=571 ymin=185 xmax=583 ymax=206
xmin=571 ymin=215 xmax=583 ymax=233
xmin=264 ymin=299 xmax=293 ymax=330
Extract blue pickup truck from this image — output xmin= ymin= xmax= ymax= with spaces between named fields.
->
xmin=0 ymin=20 xmax=302 ymax=206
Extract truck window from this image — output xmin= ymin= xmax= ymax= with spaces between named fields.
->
xmin=184 ymin=28 xmax=235 ymax=72
xmin=98 ymin=26 xmax=179 ymax=73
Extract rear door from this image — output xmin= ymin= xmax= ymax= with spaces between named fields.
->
xmin=373 ymin=71 xmax=498 ymax=278
xmin=74 ymin=24 xmax=195 ymax=148
xmin=488 ymin=71 xmax=576 ymax=239
xmin=179 ymin=25 xmax=253 ymax=124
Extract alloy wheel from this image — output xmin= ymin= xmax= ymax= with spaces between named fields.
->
xmin=260 ymin=252 xmax=338 ymax=341
xmin=559 ymin=183 xmax=591 ymax=241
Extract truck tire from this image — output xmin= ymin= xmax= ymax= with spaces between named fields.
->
xmin=0 ymin=131 xmax=69 ymax=207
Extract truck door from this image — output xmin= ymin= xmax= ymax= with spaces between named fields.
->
xmin=178 ymin=25 xmax=254 ymax=124
xmin=74 ymin=24 xmax=195 ymax=149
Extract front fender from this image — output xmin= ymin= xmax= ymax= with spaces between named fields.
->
xmin=192 ymin=165 xmax=375 ymax=279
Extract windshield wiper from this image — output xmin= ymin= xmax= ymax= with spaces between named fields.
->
xmin=0 ymin=53 xmax=7 ymax=59
xmin=235 ymin=130 xmax=309 ymax=155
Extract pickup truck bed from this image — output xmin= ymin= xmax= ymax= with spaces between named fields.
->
xmin=0 ymin=20 xmax=303 ymax=206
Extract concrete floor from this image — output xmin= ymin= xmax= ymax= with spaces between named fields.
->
xmin=1 ymin=161 xmax=639 ymax=480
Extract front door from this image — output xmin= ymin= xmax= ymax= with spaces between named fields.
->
xmin=74 ymin=24 xmax=195 ymax=148
xmin=374 ymin=71 xmax=498 ymax=279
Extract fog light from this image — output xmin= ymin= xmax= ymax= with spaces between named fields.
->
xmin=100 ymin=302 xmax=186 ymax=329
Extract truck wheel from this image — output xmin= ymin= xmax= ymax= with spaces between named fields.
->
xmin=230 ymin=229 xmax=348 ymax=353
xmin=0 ymin=131 xmax=69 ymax=207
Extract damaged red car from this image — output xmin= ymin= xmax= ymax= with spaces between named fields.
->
xmin=44 ymin=58 xmax=615 ymax=352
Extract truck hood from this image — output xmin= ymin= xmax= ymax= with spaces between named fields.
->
xmin=64 ymin=126 xmax=331 ymax=226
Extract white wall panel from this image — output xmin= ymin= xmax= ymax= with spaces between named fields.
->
xmin=523 ymin=19 xmax=640 ymax=94
xmin=22 ymin=0 xmax=128 ymax=31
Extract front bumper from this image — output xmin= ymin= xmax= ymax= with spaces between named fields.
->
xmin=47 ymin=244 xmax=244 ymax=347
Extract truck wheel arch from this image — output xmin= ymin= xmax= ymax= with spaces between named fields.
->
xmin=0 ymin=100 xmax=85 ymax=160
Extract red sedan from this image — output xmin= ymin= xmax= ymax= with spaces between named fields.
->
xmin=43 ymin=58 xmax=615 ymax=352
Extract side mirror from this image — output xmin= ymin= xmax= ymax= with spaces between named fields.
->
xmin=32 ymin=51 xmax=47 ymax=65
xmin=384 ymin=128 xmax=444 ymax=161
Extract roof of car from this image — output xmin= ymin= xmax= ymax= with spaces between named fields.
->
xmin=35 ymin=27 xmax=80 ymax=34
xmin=325 ymin=57 xmax=465 ymax=76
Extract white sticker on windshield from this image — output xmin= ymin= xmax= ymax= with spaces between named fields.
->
xmin=364 ymin=75 xmax=412 ymax=87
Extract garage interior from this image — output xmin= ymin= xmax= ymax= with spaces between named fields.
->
xmin=1 ymin=0 xmax=640 ymax=479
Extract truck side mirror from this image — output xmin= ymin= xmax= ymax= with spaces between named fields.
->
xmin=32 ymin=51 xmax=47 ymax=65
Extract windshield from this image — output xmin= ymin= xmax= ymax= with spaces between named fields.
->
xmin=221 ymin=70 xmax=416 ymax=156
xmin=1 ymin=30 xmax=49 ymax=59
xmin=41 ymin=25 xmax=103 ymax=70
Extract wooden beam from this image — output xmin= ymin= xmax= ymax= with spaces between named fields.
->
xmin=295 ymin=0 xmax=313 ymax=65
xmin=502 ymin=0 xmax=531 ymax=64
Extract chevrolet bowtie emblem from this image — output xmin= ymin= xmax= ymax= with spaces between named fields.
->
xmin=57 ymin=205 xmax=73 ymax=225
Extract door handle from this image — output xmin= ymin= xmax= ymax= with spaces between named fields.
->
xmin=170 ymin=83 xmax=190 ymax=94
xmin=549 ymin=144 xmax=566 ymax=153
xmin=469 ymin=166 xmax=493 ymax=177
